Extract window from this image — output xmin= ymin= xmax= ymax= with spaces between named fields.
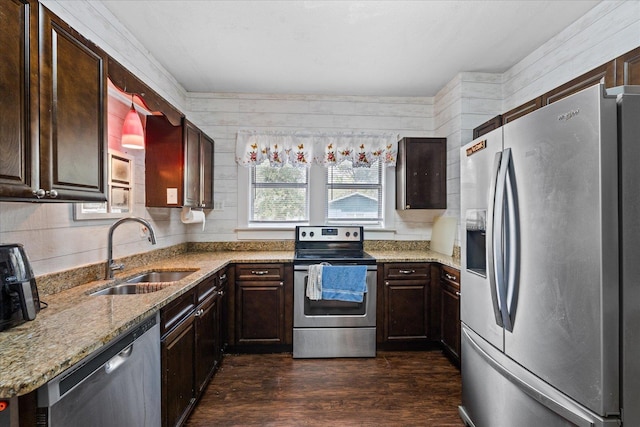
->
xmin=250 ymin=161 xmax=308 ymax=223
xmin=248 ymin=160 xmax=385 ymax=227
xmin=326 ymin=160 xmax=383 ymax=224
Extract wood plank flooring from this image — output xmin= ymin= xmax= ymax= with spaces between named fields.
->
xmin=186 ymin=351 xmax=464 ymax=427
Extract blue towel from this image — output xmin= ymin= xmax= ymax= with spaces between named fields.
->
xmin=321 ymin=265 xmax=368 ymax=303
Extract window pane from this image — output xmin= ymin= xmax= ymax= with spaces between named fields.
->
xmin=327 ymin=161 xmax=380 ymax=184
xmin=327 ymin=189 xmax=380 ymax=220
xmin=252 ymin=187 xmax=307 ymax=221
xmin=326 ymin=160 xmax=383 ymax=223
xmin=251 ymin=161 xmax=309 ymax=223
xmin=254 ymin=162 xmax=307 ymax=184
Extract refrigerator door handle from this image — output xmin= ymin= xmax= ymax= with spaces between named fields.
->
xmin=494 ymin=149 xmax=512 ymax=329
xmin=488 ymin=151 xmax=505 ymax=327
xmin=504 ymin=148 xmax=520 ymax=332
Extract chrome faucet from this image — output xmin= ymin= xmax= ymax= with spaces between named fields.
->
xmin=106 ymin=217 xmax=157 ymax=279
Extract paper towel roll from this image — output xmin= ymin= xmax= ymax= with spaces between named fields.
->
xmin=181 ymin=207 xmax=206 ymax=231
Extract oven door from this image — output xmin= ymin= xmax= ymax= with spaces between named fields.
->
xmin=293 ymin=264 xmax=377 ymax=328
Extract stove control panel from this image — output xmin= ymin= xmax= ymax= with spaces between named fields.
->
xmin=296 ymin=226 xmax=363 ymax=242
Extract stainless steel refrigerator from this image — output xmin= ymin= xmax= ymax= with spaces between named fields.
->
xmin=459 ymin=83 xmax=640 ymax=426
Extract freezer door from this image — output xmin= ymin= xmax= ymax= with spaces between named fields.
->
xmin=459 ymin=325 xmax=619 ymax=427
xmin=460 ymin=128 xmax=504 ymax=350
xmin=501 ymin=84 xmax=619 ymax=416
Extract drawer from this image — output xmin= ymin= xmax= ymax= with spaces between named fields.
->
xmin=197 ymin=276 xmax=217 ymax=304
xmin=441 ymin=265 xmax=460 ymax=287
xmin=161 ymin=287 xmax=196 ymax=336
xmin=384 ymin=263 xmax=430 ymax=280
xmin=236 ymin=264 xmax=284 ymax=281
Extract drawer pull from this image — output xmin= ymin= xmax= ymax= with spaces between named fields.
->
xmin=445 ymin=273 xmax=457 ymax=281
xmin=219 ymin=273 xmax=227 ymax=281
xmin=455 ymin=291 xmax=461 ymax=296
xmin=195 ymin=308 xmax=204 ymax=317
xmin=251 ymin=270 xmax=270 ymax=275
xmin=399 ymin=269 xmax=415 ymax=274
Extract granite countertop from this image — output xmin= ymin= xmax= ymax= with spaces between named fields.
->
xmin=0 ymin=249 xmax=459 ymax=398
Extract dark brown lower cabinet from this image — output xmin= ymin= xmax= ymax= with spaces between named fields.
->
xmin=378 ymin=263 xmax=432 ymax=350
xmin=231 ymin=263 xmax=293 ymax=352
xmin=161 ymin=274 xmax=224 ymax=427
xmin=439 ymin=265 xmax=461 ymax=365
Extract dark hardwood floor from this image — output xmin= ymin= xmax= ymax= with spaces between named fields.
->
xmin=186 ymin=351 xmax=464 ymax=426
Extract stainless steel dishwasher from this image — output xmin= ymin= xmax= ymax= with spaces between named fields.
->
xmin=36 ymin=314 xmax=161 ymax=427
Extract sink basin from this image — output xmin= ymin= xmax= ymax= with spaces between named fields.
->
xmin=91 ymin=283 xmax=169 ymax=296
xmin=90 ymin=270 xmax=195 ymax=296
xmin=124 ymin=270 xmax=194 ymax=284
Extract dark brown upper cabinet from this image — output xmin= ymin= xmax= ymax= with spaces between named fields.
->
xmin=0 ymin=2 xmax=107 ymax=202
xmin=472 ymin=115 xmax=503 ymax=139
xmin=541 ymin=60 xmax=616 ymax=106
xmin=145 ymin=116 xmax=214 ymax=208
xmin=396 ymin=137 xmax=447 ymax=210
xmin=616 ymin=46 xmax=640 ymax=86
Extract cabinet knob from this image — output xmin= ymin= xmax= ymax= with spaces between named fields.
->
xmin=455 ymin=291 xmax=461 ymax=296
xmin=195 ymin=308 xmax=205 ymax=317
xmin=33 ymin=189 xmax=46 ymax=199
xmin=46 ymin=190 xmax=58 ymax=199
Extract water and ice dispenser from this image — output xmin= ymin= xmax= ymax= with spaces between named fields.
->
xmin=465 ymin=210 xmax=486 ymax=276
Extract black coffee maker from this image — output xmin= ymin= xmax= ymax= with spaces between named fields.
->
xmin=0 ymin=244 xmax=41 ymax=331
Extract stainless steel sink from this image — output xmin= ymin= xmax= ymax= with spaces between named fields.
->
xmin=124 ymin=270 xmax=194 ymax=284
xmin=90 ymin=270 xmax=195 ymax=296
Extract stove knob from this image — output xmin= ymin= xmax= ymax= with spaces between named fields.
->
xmin=354 ymin=231 xmax=358 ymax=238
xmin=346 ymin=232 xmax=350 ymax=237
xmin=301 ymin=231 xmax=306 ymax=237
xmin=310 ymin=232 xmax=315 ymax=237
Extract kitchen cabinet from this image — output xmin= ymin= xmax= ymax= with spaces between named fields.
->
xmin=541 ymin=60 xmax=616 ymax=106
xmin=472 ymin=115 xmax=502 ymax=139
xmin=232 ymin=263 xmax=293 ymax=351
xmin=440 ymin=265 xmax=461 ymax=365
xmin=0 ymin=2 xmax=107 ymax=202
xmin=378 ymin=263 xmax=432 ymax=350
xmin=217 ymin=267 xmax=229 ymax=360
xmin=161 ymin=274 xmax=223 ymax=427
xmin=396 ymin=138 xmax=447 ymax=210
xmin=161 ymin=287 xmax=197 ymax=427
xmin=503 ymin=97 xmax=543 ymax=124
xmin=194 ymin=277 xmax=220 ymax=394
xmin=616 ymin=46 xmax=640 ymax=85
xmin=145 ymin=116 xmax=214 ymax=208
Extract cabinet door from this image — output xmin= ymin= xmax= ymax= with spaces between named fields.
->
xmin=383 ymin=279 xmax=429 ymax=342
xmin=397 ymin=138 xmax=447 ymax=209
xmin=39 ymin=5 xmax=107 ymax=201
xmin=218 ymin=269 xmax=229 ymax=357
xmin=541 ymin=60 xmax=616 ymax=105
xmin=0 ymin=0 xmax=38 ymax=200
xmin=162 ymin=315 xmax=196 ymax=427
xmin=200 ymin=133 xmax=214 ymax=208
xmin=441 ymin=282 xmax=460 ymax=361
xmin=183 ymin=120 xmax=201 ymax=207
xmin=236 ymin=281 xmax=285 ymax=345
xmin=194 ymin=293 xmax=219 ymax=393
xmin=440 ymin=266 xmax=461 ymax=363
xmin=616 ymin=46 xmax=640 ymax=85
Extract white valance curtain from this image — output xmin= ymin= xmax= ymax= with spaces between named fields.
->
xmin=235 ymin=130 xmax=398 ymax=168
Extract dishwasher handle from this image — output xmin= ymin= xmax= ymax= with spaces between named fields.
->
xmin=105 ymin=344 xmax=134 ymax=374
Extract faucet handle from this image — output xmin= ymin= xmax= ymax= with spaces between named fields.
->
xmin=110 ymin=262 xmax=125 ymax=272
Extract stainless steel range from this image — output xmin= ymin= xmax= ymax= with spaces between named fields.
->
xmin=293 ymin=225 xmax=377 ymax=358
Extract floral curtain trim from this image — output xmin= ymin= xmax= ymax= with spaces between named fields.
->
xmin=236 ymin=130 xmax=398 ymax=168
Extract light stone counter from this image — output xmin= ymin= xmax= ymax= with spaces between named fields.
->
xmin=0 ymin=249 xmax=459 ymax=398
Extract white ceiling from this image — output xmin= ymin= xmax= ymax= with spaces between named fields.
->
xmin=100 ymin=0 xmax=602 ymax=97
